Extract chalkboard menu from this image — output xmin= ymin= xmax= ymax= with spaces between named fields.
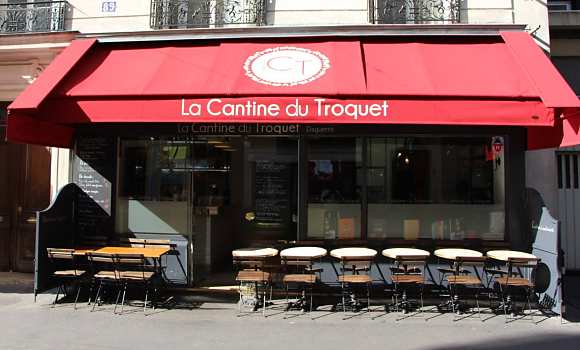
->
xmin=73 ymin=136 xmax=116 ymax=236
xmin=255 ymin=160 xmax=290 ymax=225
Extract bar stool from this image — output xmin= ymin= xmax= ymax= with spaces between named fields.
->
xmin=330 ymin=248 xmax=377 ymax=316
xmin=280 ymin=247 xmax=326 ymax=318
xmin=232 ymin=247 xmax=279 ymax=317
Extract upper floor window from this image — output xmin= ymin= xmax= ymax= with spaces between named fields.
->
xmin=0 ymin=1 xmax=68 ymax=34
xmin=371 ymin=0 xmax=461 ymax=24
xmin=150 ymin=0 xmax=265 ymax=29
xmin=548 ymin=1 xmax=573 ymax=10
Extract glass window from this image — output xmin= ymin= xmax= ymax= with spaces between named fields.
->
xmin=306 ymin=137 xmax=363 ymax=240
xmin=367 ymin=136 xmax=505 ymax=241
xmin=117 ymin=139 xmax=191 ymax=234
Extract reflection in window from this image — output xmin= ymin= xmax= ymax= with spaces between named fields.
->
xmin=367 ymin=137 xmax=505 ymax=241
xmin=117 ymin=140 xmax=192 ymax=234
xmin=307 ymin=137 xmax=363 ymax=240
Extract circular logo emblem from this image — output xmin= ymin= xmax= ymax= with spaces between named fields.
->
xmin=244 ymin=47 xmax=330 ymax=87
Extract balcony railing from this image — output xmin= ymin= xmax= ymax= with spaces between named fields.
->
xmin=150 ymin=0 xmax=266 ymax=29
xmin=0 ymin=1 xmax=68 ymax=34
xmin=371 ymin=0 xmax=461 ymax=24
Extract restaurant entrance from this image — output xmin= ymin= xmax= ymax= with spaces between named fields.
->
xmin=191 ymin=136 xmax=298 ymax=282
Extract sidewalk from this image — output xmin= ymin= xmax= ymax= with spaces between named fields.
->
xmin=2 ymin=272 xmax=580 ymax=350
xmin=1 ymin=292 xmax=580 ymax=349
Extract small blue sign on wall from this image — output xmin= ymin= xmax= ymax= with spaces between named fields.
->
xmin=101 ymin=1 xmax=117 ymax=13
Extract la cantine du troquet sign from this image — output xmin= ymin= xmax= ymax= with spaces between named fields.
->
xmin=180 ymin=47 xmax=389 ymax=122
xmin=180 ymin=97 xmax=389 ymax=122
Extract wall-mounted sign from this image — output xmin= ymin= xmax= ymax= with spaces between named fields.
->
xmin=180 ymin=98 xmax=389 ymax=122
xmin=101 ymin=1 xmax=116 ymax=13
xmin=176 ymin=123 xmax=336 ymax=136
xmin=244 ymin=47 xmax=330 ymax=87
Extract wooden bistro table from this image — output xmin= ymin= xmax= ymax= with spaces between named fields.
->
xmin=486 ymin=250 xmax=537 ymax=262
xmin=382 ymin=248 xmax=430 ymax=260
xmin=433 ymin=248 xmax=484 ymax=278
xmin=434 ymin=248 xmax=483 ymax=261
xmin=74 ymin=246 xmax=171 ymax=275
xmin=231 ymin=247 xmax=279 ymax=259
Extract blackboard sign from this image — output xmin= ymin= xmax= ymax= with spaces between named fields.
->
xmin=255 ymin=160 xmax=290 ymax=225
xmin=73 ymin=137 xmax=116 ymax=236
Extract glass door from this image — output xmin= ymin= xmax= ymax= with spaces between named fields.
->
xmin=190 ymin=137 xmax=237 ymax=281
xmin=240 ymin=137 xmax=298 ymax=246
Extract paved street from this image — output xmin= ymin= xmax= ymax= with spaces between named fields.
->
xmin=2 ymin=273 xmax=580 ymax=350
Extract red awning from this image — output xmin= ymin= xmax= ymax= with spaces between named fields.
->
xmin=7 ymin=32 xmax=580 ymax=148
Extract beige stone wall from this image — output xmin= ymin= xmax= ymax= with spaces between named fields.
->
xmin=63 ymin=1 xmax=548 ymax=40
xmin=265 ymin=0 xmax=369 ymax=25
xmin=66 ymin=0 xmax=151 ymax=33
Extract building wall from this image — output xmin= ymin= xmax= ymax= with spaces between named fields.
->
xmin=66 ymin=0 xmax=151 ymax=33
xmin=64 ymin=0 xmax=547 ymax=40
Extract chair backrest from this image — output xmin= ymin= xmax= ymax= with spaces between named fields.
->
xmin=233 ymin=256 xmax=267 ymax=270
xmin=394 ymin=255 xmax=428 ymax=274
xmin=115 ymin=253 xmax=146 ymax=266
xmin=281 ymin=256 xmax=316 ymax=274
xmin=340 ymin=256 xmax=374 ymax=274
xmin=456 ymin=256 xmax=487 ymax=267
xmin=47 ymin=248 xmax=81 ymax=276
xmin=115 ymin=254 xmax=149 ymax=280
xmin=86 ymin=252 xmax=116 ymax=276
xmin=507 ymin=257 xmax=540 ymax=282
xmin=115 ymin=237 xmax=147 ymax=248
xmin=47 ymin=248 xmax=74 ymax=260
xmin=144 ymin=239 xmax=172 ymax=249
xmin=86 ymin=252 xmax=115 ymax=264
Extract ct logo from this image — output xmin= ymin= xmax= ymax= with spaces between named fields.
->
xmin=244 ymin=47 xmax=330 ymax=87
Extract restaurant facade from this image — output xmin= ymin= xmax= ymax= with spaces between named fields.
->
xmin=6 ymin=26 xmax=580 ymax=295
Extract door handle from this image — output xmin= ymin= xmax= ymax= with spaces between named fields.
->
xmin=244 ymin=212 xmax=255 ymax=221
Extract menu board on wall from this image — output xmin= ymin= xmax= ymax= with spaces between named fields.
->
xmin=73 ymin=136 xmax=116 ymax=237
xmin=254 ymin=160 xmax=290 ymax=225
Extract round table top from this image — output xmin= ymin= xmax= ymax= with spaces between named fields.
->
xmin=330 ymin=247 xmax=377 ymax=259
xmin=280 ymin=247 xmax=327 ymax=259
xmin=232 ymin=247 xmax=279 ymax=258
xmin=382 ymin=248 xmax=431 ymax=259
xmin=486 ymin=250 xmax=537 ymax=261
xmin=434 ymin=248 xmax=483 ymax=260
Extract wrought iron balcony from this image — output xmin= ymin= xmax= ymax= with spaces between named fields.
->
xmin=0 ymin=1 xmax=68 ymax=34
xmin=371 ymin=0 xmax=461 ymax=24
xmin=150 ymin=0 xmax=266 ymax=29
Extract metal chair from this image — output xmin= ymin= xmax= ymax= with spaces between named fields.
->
xmin=46 ymin=248 xmax=86 ymax=309
xmin=114 ymin=253 xmax=158 ymax=314
xmin=281 ymin=255 xmax=322 ymax=318
xmin=445 ymin=256 xmax=487 ymax=321
xmin=86 ymin=252 xmax=119 ymax=312
xmin=495 ymin=257 xmax=540 ymax=322
xmin=233 ymin=256 xmax=274 ymax=317
xmin=388 ymin=255 xmax=428 ymax=317
xmin=337 ymin=256 xmax=373 ymax=316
